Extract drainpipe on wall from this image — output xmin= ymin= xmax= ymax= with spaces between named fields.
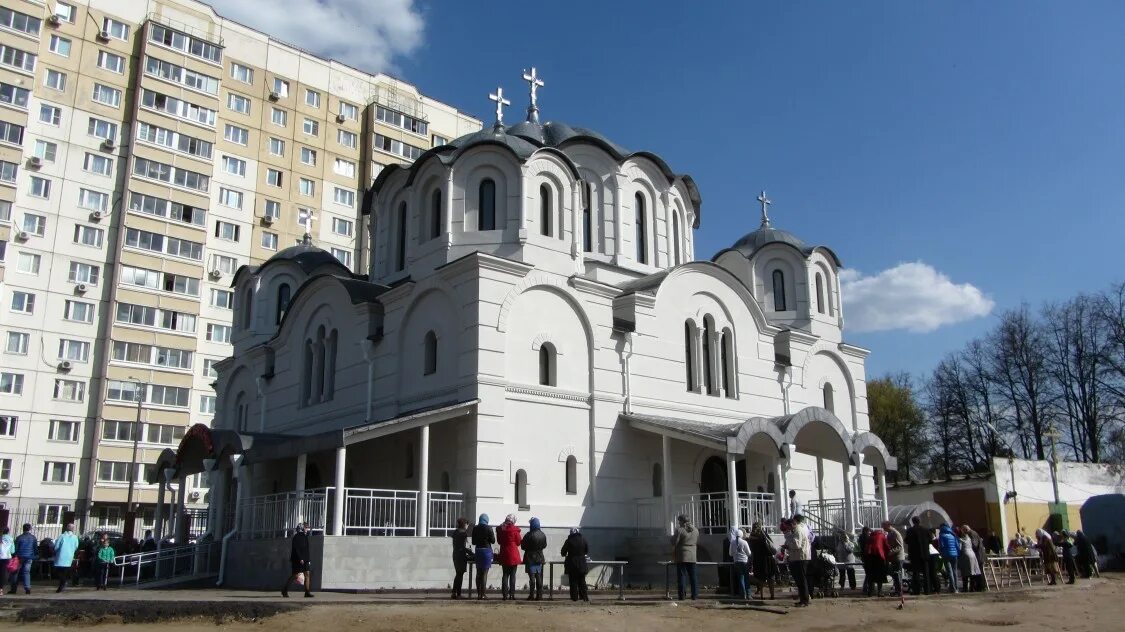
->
xmin=621 ymin=332 xmax=635 ymax=414
xmin=362 ymin=339 xmax=377 ymax=422
xmin=217 ymin=454 xmax=245 ymax=586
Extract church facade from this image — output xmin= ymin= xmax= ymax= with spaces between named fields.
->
xmin=166 ymin=76 xmax=895 ymax=588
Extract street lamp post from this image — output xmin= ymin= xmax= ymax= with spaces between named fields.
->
xmin=124 ymin=377 xmax=145 ymax=541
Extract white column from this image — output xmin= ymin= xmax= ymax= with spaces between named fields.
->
xmin=294 ymin=453 xmax=308 ymax=526
xmin=777 ymin=447 xmax=790 ymax=519
xmin=726 ymin=453 xmax=740 ymax=530
xmin=332 ymin=446 xmax=347 ymax=535
xmin=154 ymin=480 xmax=167 ymax=542
xmin=295 ymin=454 xmax=307 ymax=492
xmin=853 ymin=453 xmax=866 ymax=527
xmin=815 ymin=457 xmax=826 ymax=509
xmin=841 ymin=460 xmax=853 ymax=532
xmin=661 ymin=434 xmax=673 ymax=535
xmin=417 ymin=425 xmax=430 ymax=537
xmin=877 ymin=468 xmax=889 ymax=522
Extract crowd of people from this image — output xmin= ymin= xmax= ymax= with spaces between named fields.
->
xmin=0 ymin=523 xmax=120 ymax=595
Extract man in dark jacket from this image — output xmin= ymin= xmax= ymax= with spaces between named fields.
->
xmin=904 ymin=517 xmax=931 ymax=595
xmin=9 ymin=524 xmax=37 ymax=595
xmin=561 ymin=528 xmax=589 ymax=602
xmin=672 ymin=514 xmax=699 ymax=600
xmin=521 ymin=517 xmax=548 ymax=600
xmin=281 ymin=523 xmax=313 ymax=598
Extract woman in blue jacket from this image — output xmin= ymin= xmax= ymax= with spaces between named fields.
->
xmin=937 ymin=524 xmax=961 ymax=593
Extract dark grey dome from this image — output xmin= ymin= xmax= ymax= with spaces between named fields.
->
xmin=264 ymin=243 xmax=349 ymax=274
xmin=718 ymin=225 xmax=843 ymax=267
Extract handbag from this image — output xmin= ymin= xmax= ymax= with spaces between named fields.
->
xmin=6 ymin=555 xmax=19 ymax=573
xmin=463 ymin=549 xmax=475 ymax=563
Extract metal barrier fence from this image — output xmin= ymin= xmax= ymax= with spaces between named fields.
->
xmin=737 ymin=492 xmax=779 ymax=533
xmin=112 ymin=541 xmax=217 ymax=586
xmin=343 ymin=488 xmax=418 ymax=536
xmin=426 ymin=491 xmax=463 ymax=536
xmin=242 ymin=489 xmax=327 ymax=539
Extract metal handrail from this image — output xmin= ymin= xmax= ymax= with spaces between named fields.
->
xmin=113 ymin=541 xmax=216 ymax=586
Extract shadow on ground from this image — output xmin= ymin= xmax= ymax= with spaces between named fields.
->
xmin=16 ymin=600 xmax=300 ymax=625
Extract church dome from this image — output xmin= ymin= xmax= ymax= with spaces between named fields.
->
xmin=730 ymin=226 xmax=810 ymax=259
xmin=262 ymin=242 xmax=349 ymax=275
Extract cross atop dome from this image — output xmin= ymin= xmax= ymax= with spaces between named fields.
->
xmin=757 ymin=191 xmax=772 ymax=228
xmin=522 ymin=66 xmax=545 ymax=123
xmin=489 ymin=86 xmax=511 ymax=125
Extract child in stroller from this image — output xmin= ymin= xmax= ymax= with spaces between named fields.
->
xmin=807 ymin=545 xmax=839 ymax=598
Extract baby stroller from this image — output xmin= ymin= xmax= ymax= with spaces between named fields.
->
xmin=807 ymin=549 xmax=839 ymax=598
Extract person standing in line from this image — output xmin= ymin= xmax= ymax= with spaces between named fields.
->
xmin=281 ymin=523 xmax=313 ymax=598
xmin=958 ymin=526 xmax=981 ymax=593
xmin=1040 ymin=533 xmax=1061 ymax=586
xmin=729 ymin=527 xmax=751 ymax=600
xmin=936 ymin=523 xmax=961 ymax=593
xmin=0 ymin=526 xmax=12 ymax=595
xmin=450 ymin=517 xmax=471 ymax=599
xmin=865 ymin=524 xmax=889 ymax=597
xmin=748 ymin=522 xmax=777 ymax=599
xmin=8 ymin=524 xmax=36 ymax=595
xmin=835 ymin=529 xmax=857 ymax=591
xmin=53 ymin=523 xmax=79 ymax=593
xmin=560 ymin=528 xmax=589 ymax=602
xmin=1060 ymin=531 xmax=1078 ymax=585
xmin=883 ymin=521 xmax=906 ymax=598
xmin=672 ymin=514 xmax=699 ymax=601
xmin=471 ymin=514 xmax=496 ymax=600
xmin=520 ymin=517 xmax=547 ymax=601
xmin=905 ymin=517 xmax=930 ymax=595
xmin=788 ymin=490 xmax=803 ymax=519
xmin=858 ymin=526 xmax=872 ymax=595
xmin=496 ymin=514 xmax=522 ymax=601
xmin=1074 ymin=530 xmax=1099 ymax=578
xmin=95 ymin=533 xmax=115 ymax=591
xmin=784 ymin=516 xmax=812 ymax=607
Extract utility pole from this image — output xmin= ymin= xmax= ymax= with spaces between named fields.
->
xmin=124 ymin=378 xmax=145 ymax=541
xmin=1045 ymin=427 xmax=1062 ymax=505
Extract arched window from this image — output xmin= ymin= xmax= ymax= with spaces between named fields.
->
xmin=423 ymin=330 xmax=437 ymax=375
xmin=565 ymin=455 xmax=577 ymax=495
xmin=478 ymin=178 xmax=496 ymax=231
xmin=772 ymin=270 xmax=787 ymax=311
xmin=672 ymin=212 xmax=682 ymax=266
xmin=276 ymin=284 xmax=291 ymax=325
xmin=816 ymin=273 xmax=826 ymax=315
xmin=301 ymin=339 xmax=313 ymax=405
xmin=440 ymin=471 xmax=451 ymax=492
xmin=652 ymin=463 xmax=663 ymax=497
xmin=515 ymin=469 xmax=528 ymax=509
xmin=313 ymin=326 xmax=326 ymax=401
xmin=395 ymin=202 xmax=407 ymax=271
xmin=702 ymin=316 xmax=715 ymax=395
xmin=721 ymin=329 xmax=735 ymax=398
xmin=823 ymin=383 xmax=835 ymax=413
xmin=324 ymin=329 xmax=338 ymax=400
xmin=582 ymin=182 xmax=593 ymax=253
xmin=429 ymin=188 xmax=442 ymax=240
xmin=539 ymin=183 xmax=552 ymax=237
xmin=539 ymin=343 xmax=556 ymax=387
xmin=241 ymin=287 xmax=253 ymax=329
xmin=634 ymin=192 xmax=647 ymax=264
xmin=685 ymin=321 xmax=696 ymax=391
xmin=405 ymin=442 xmax=414 ymax=478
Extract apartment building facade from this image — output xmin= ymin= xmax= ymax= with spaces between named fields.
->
xmin=0 ymin=0 xmax=480 ymax=531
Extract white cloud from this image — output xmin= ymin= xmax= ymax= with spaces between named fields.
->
xmin=840 ymin=262 xmax=994 ymax=333
xmin=209 ymin=0 xmax=424 ymax=74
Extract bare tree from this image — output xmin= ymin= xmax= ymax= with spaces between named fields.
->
xmin=990 ymin=306 xmax=1054 ymax=460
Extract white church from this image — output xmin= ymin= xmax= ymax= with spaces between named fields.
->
xmin=161 ymin=70 xmax=896 ymax=589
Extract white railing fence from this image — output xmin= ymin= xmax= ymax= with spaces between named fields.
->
xmin=342 ymin=487 xmax=418 ymax=536
xmin=426 ymin=491 xmax=463 ymax=536
xmin=113 ymin=541 xmax=217 ymax=586
xmin=674 ymin=492 xmax=729 ymax=535
xmin=737 ymin=492 xmax=779 ymax=533
xmin=242 ymin=488 xmax=328 ymax=539
xmin=856 ymin=499 xmax=884 ymax=529
xmin=238 ymin=488 xmax=462 ymax=538
xmin=805 ymin=498 xmax=850 ymax=532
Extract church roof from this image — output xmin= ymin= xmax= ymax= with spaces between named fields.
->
xmin=232 ymin=241 xmax=352 ymax=287
xmin=717 ymin=225 xmax=843 ymax=267
xmin=369 ymin=119 xmax=702 ymax=227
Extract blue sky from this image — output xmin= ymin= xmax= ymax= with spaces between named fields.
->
xmin=218 ymin=0 xmax=1125 ymax=379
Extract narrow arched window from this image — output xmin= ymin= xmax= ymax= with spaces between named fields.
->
xmin=539 ymin=343 xmax=556 ymax=386
xmin=395 ymin=202 xmax=407 ymax=271
xmin=635 ymin=192 xmax=647 ymax=264
xmin=478 ymin=178 xmax=496 ymax=230
xmin=276 ymin=284 xmax=291 ymax=325
xmin=515 ymin=469 xmax=528 ymax=509
xmin=772 ymin=270 xmax=787 ymax=311
xmin=423 ymin=330 xmax=437 ymax=375
xmin=241 ymin=287 xmax=253 ymax=329
xmin=582 ymin=182 xmax=593 ymax=253
xmin=823 ymin=383 xmax=835 ymax=413
xmin=324 ymin=329 xmax=338 ymax=400
xmin=429 ymin=188 xmax=442 ymax=240
xmin=440 ymin=471 xmax=451 ymax=492
xmin=405 ymin=442 xmax=414 ymax=478
xmin=565 ymin=455 xmax=577 ymax=495
xmin=816 ymin=273 xmax=826 ymax=315
xmin=652 ymin=463 xmax=663 ymax=497
xmin=702 ymin=316 xmax=715 ymax=395
xmin=301 ymin=339 xmax=313 ymax=405
xmin=721 ymin=329 xmax=735 ymax=398
xmin=313 ymin=326 xmax=326 ymax=401
xmin=672 ymin=212 xmax=682 ymax=266
xmin=685 ymin=321 xmax=696 ymax=391
xmin=539 ymin=183 xmax=552 ymax=237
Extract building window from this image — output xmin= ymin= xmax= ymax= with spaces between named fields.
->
xmin=10 ymin=291 xmax=34 ymax=314
xmin=515 ymin=469 xmax=528 ymax=510
xmin=300 ymin=147 xmax=316 ymax=166
xmin=772 ymin=270 xmax=787 ymax=311
xmin=45 ymin=69 xmax=66 ymax=91
xmin=582 ymin=182 xmax=593 ymax=253
xmin=429 ymin=188 xmax=442 ymax=240
xmin=34 ymin=140 xmax=57 ymax=162
xmin=91 ymin=83 xmax=121 ymax=107
xmin=539 ymin=184 xmax=552 ymax=237
xmin=276 ymin=284 xmax=291 ymax=324
xmin=39 ymin=104 xmax=60 ymax=126
xmin=331 ymin=248 xmax=352 ymax=268
xmin=423 ymin=331 xmax=437 ymax=375
xmin=43 ymin=461 xmax=74 ymax=483
xmin=0 ymin=415 xmax=16 ymax=436
xmin=2 ymin=7 xmax=41 ymax=35
xmin=478 ymin=179 xmax=496 ymax=231
xmin=97 ymin=51 xmax=124 ymax=73
xmin=298 ymin=178 xmax=315 ymax=197
xmin=16 ymin=252 xmax=40 ymax=274
xmin=823 ymin=383 xmax=835 ymax=414
xmin=0 ymin=458 xmax=10 ymax=480
xmin=337 ymin=129 xmax=357 ymax=148
xmin=305 ymin=89 xmax=320 ymax=107
xmin=672 ymin=212 xmax=682 ymax=265
xmin=58 ymin=338 xmax=90 ymax=362
xmin=563 ymin=455 xmax=578 ymax=495
xmin=635 ymin=192 xmax=647 ymax=264
xmin=5 ymin=331 xmax=29 ymax=355
xmin=227 ymin=92 xmax=250 ymax=114
xmin=0 ymin=373 xmax=24 ymax=394
xmin=29 ymin=176 xmax=51 ymax=198
xmin=721 ymin=329 xmax=735 ymax=398
xmin=102 ymin=17 xmax=130 ymax=40
xmin=652 ymin=463 xmax=663 ymax=497
xmin=702 ymin=316 xmax=715 ymax=395
xmin=339 ymin=101 xmax=359 ymax=120
xmin=64 ymin=300 xmax=93 ymax=323
xmin=538 ymin=343 xmax=556 ymax=387
xmin=816 ymin=273 xmax=825 ymax=315
xmin=302 ymin=118 xmax=318 ymax=136
xmin=49 ymin=419 xmax=80 ymax=443
xmin=261 ymin=231 xmax=278 ymax=250
xmin=225 ymin=124 xmax=249 ymax=145
xmin=333 ymin=187 xmax=355 ymax=207
xmin=230 ymin=63 xmax=253 ymax=83
xmin=396 ymin=202 xmax=407 ymax=271
xmin=52 ymin=378 xmax=85 ymax=402
xmin=49 ymin=35 xmax=71 ymax=57
xmin=685 ymin=321 xmax=696 ymax=391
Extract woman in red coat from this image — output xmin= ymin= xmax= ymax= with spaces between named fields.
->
xmin=496 ymin=514 xmax=523 ymax=600
xmin=865 ymin=527 xmax=890 ymax=597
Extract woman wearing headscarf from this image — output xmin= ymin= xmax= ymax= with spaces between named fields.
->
xmin=1039 ymin=533 xmax=1061 ymax=586
xmin=957 ymin=526 xmax=981 ymax=592
xmin=1074 ymin=530 xmax=1098 ymax=578
xmin=496 ymin=514 xmax=522 ymax=600
xmin=729 ymin=527 xmax=751 ymax=600
xmin=471 ymin=514 xmax=496 ymax=599
xmin=560 ymin=527 xmax=589 ymax=602
xmin=748 ymin=522 xmax=776 ymax=599
xmin=520 ymin=517 xmax=547 ymax=600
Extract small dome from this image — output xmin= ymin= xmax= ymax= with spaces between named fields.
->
xmin=730 ymin=227 xmax=808 ymax=258
xmin=264 ymin=243 xmax=348 ymax=274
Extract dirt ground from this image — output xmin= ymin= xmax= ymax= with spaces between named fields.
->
xmin=8 ymin=574 xmax=1125 ymax=631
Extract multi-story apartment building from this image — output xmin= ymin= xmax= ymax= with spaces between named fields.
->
xmin=0 ymin=0 xmax=480 ymax=532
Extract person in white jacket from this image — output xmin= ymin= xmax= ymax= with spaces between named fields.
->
xmin=729 ymin=527 xmax=752 ymax=600
xmin=784 ymin=517 xmax=812 ymax=607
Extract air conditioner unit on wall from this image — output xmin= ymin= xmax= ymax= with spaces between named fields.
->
xmin=0 ymin=480 xmax=11 ymax=492
xmin=15 ymin=230 xmax=29 ymax=241
xmin=75 ymin=283 xmax=88 ymax=293
xmin=101 ymin=138 xmax=115 ymax=151
xmin=58 ymin=360 xmax=72 ymax=371
xmin=261 ymin=214 xmax=274 ymax=225
xmin=268 ymin=91 xmax=279 ymax=101
xmin=27 ymin=156 xmax=42 ymax=168
xmin=89 ymin=210 xmax=106 ymax=221
xmin=96 ymin=30 xmax=110 ymax=42
xmin=335 ymin=114 xmax=345 ymax=124
xmin=208 ymin=269 xmax=222 ymax=279
xmin=189 ymin=491 xmax=201 ymax=501
xmin=46 ymin=15 xmax=60 ymax=27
